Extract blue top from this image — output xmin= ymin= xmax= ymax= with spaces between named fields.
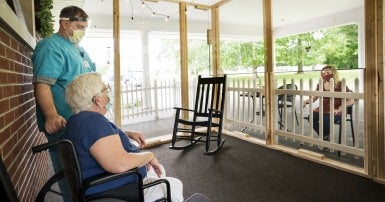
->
xmin=64 ymin=111 xmax=147 ymax=196
xmin=32 ymin=33 xmax=96 ymax=138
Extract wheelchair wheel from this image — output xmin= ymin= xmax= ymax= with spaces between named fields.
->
xmin=35 ymin=171 xmax=65 ymax=202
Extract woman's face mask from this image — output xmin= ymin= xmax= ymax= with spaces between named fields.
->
xmin=321 ymin=68 xmax=333 ymax=82
xmin=105 ymin=100 xmax=112 ymax=111
xmin=322 ymin=74 xmax=333 ymax=82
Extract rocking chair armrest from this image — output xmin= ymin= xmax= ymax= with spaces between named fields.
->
xmin=208 ymin=108 xmax=222 ymax=114
xmin=173 ymin=107 xmax=195 ymax=112
xmin=83 ymin=168 xmax=142 ymax=189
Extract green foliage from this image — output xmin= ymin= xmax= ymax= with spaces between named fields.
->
xmin=275 ymin=24 xmax=358 ymax=70
xmin=188 ymin=41 xmax=210 ymax=73
xmin=156 ymin=24 xmax=359 ymax=74
xmin=220 ymin=41 xmax=264 ymax=70
xmin=35 ymin=0 xmax=54 ymax=38
xmin=321 ymin=24 xmax=358 ymax=69
xmin=276 ymin=33 xmax=319 ymax=68
xmin=220 ymin=42 xmax=241 ymax=70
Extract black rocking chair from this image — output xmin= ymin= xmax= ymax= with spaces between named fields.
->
xmin=170 ymin=75 xmax=227 ymax=155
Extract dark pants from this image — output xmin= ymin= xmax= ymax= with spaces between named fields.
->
xmin=312 ymin=111 xmax=341 ymax=140
xmin=46 ymin=132 xmax=71 ymax=202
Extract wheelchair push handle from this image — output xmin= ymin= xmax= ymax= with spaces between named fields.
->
xmin=32 ymin=140 xmax=60 ymax=154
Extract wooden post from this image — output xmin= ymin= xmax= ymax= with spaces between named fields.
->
xmin=263 ymin=0 xmax=274 ymax=145
xmin=113 ymin=0 xmax=121 ymax=126
xmin=364 ymin=0 xmax=385 ymax=181
xmin=179 ymin=2 xmax=189 ymax=119
xmin=211 ymin=6 xmax=220 ymax=76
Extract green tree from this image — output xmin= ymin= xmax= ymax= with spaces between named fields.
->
xmin=320 ymin=24 xmax=358 ymax=69
xmin=188 ymin=40 xmax=210 ymax=74
xmin=219 ymin=41 xmax=264 ymax=71
xmin=275 ymin=32 xmax=320 ymax=73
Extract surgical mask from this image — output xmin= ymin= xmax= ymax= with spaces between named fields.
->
xmin=322 ymin=74 xmax=333 ymax=82
xmin=105 ymin=102 xmax=112 ymax=111
xmin=68 ymin=29 xmax=85 ymax=44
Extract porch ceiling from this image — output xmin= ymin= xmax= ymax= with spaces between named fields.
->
xmin=52 ymin=0 xmax=364 ymax=38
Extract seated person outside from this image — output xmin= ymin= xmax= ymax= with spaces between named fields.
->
xmin=303 ymin=65 xmax=354 ymax=141
xmin=64 ymin=72 xmax=184 ymax=201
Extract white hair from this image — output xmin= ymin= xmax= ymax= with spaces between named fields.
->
xmin=66 ymin=72 xmax=104 ymax=114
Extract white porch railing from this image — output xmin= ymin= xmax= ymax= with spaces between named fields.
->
xmin=109 ymin=75 xmax=364 ymax=159
xmin=226 ymin=77 xmax=365 ymax=158
xmin=109 ymin=79 xmax=197 ymax=124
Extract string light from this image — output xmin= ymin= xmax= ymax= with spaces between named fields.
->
xmin=127 ymin=0 xmax=200 ymax=22
xmin=140 ymin=0 xmax=180 ymax=21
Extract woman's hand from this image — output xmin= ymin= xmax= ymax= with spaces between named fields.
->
xmin=126 ymin=131 xmax=146 ymax=149
xmin=146 ymin=157 xmax=163 ymax=178
xmin=334 ymin=106 xmax=343 ymax=115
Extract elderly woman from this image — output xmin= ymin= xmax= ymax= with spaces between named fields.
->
xmin=64 ymin=72 xmax=183 ymax=201
xmin=303 ymin=65 xmax=354 ymax=141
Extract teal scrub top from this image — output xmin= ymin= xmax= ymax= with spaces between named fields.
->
xmin=32 ymin=33 xmax=96 ymax=138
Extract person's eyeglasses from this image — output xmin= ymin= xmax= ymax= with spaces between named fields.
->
xmin=101 ymin=85 xmax=111 ymax=94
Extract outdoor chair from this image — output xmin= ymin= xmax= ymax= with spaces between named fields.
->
xmin=335 ymin=104 xmax=355 ymax=156
xmin=304 ymin=103 xmax=355 ymax=156
xmin=277 ymin=84 xmax=299 ymax=129
xmin=170 ymin=75 xmax=227 ymax=155
xmin=32 ymin=139 xmax=171 ymax=202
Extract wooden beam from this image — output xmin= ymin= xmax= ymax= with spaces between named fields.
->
xmin=143 ymin=0 xmax=232 ymax=10
xmin=113 ymin=0 xmax=122 ymax=126
xmin=379 ymin=0 xmax=385 ymax=181
xmin=263 ymin=0 xmax=274 ymax=145
xmin=143 ymin=0 xmax=210 ymax=10
xmin=179 ymin=2 xmax=189 ymax=119
xmin=211 ymin=6 xmax=220 ymax=76
xmin=365 ymin=0 xmax=384 ymax=181
xmin=212 ymin=0 xmax=232 ymax=8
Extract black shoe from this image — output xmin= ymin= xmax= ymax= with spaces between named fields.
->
xmin=323 ymin=136 xmax=330 ymax=141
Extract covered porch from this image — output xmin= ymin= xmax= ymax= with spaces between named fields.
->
xmin=66 ymin=0 xmax=381 ymax=182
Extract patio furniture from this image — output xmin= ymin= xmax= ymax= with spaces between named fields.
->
xmin=277 ymin=84 xmax=299 ymax=129
xmin=170 ymin=75 xmax=227 ymax=155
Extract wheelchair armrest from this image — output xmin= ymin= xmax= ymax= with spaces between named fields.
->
xmin=83 ymin=168 xmax=143 ymax=189
xmin=143 ymin=178 xmax=171 ymax=201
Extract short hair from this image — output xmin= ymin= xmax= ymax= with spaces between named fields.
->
xmin=66 ymin=73 xmax=104 ymax=114
xmin=59 ymin=5 xmax=89 ymax=20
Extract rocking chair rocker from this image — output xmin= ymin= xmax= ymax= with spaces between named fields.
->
xmin=170 ymin=75 xmax=227 ymax=155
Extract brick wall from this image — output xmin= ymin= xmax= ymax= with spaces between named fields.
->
xmin=0 ymin=26 xmax=48 ymax=201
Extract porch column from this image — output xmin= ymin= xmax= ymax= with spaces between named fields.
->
xmin=211 ymin=6 xmax=220 ymax=75
xmin=263 ymin=0 xmax=275 ymax=145
xmin=141 ymin=31 xmax=151 ymax=109
xmin=179 ymin=2 xmax=189 ymax=119
xmin=113 ymin=0 xmax=122 ymax=126
xmin=364 ymin=0 xmax=385 ymax=181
